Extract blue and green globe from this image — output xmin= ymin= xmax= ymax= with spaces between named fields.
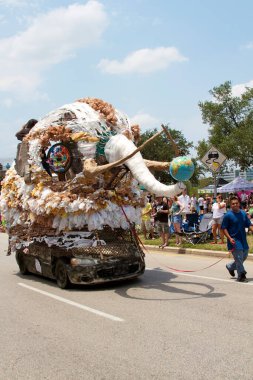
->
xmin=169 ymin=156 xmax=194 ymax=181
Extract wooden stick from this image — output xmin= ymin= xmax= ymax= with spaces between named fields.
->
xmin=161 ymin=124 xmax=180 ymax=157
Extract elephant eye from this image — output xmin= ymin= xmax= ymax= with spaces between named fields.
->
xmin=43 ymin=143 xmax=72 ymax=176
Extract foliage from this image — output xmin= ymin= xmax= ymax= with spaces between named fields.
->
xmin=139 ymin=126 xmax=198 ymax=184
xmin=198 ymin=177 xmax=213 ymax=188
xmin=197 ymin=81 xmax=253 ymax=169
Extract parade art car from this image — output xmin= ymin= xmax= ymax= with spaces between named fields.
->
xmin=1 ymin=97 xmax=185 ymax=289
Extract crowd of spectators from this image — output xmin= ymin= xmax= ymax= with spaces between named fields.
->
xmin=141 ymin=189 xmax=253 ymax=246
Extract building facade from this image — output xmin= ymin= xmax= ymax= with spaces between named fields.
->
xmin=219 ymin=168 xmax=253 ymax=182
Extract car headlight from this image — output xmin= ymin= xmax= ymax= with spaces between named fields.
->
xmin=70 ymin=258 xmax=98 ymax=267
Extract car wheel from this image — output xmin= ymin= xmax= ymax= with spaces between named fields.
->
xmin=16 ymin=252 xmax=29 ymax=275
xmin=55 ymin=260 xmax=70 ymax=289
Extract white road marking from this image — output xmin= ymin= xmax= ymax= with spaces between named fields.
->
xmin=18 ymin=283 xmax=124 ymax=322
xmin=146 ymin=268 xmax=253 ymax=286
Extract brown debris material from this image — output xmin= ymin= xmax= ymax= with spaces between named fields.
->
xmin=24 ymin=125 xmax=73 ymax=147
xmin=71 ymin=131 xmax=99 ymax=143
xmin=77 ymin=97 xmax=117 ymax=126
xmin=131 ymin=124 xmax=141 ymax=143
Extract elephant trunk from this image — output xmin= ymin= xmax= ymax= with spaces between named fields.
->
xmin=105 ymin=135 xmax=185 ymax=197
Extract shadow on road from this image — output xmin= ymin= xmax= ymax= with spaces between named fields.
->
xmin=14 ymin=266 xmax=226 ymax=301
xmin=113 ymin=268 xmax=226 ymax=301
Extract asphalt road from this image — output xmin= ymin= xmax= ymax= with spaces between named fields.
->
xmin=0 ymin=233 xmax=252 ymax=380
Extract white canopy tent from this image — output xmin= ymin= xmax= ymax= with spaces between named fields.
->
xmin=217 ymin=176 xmax=253 ymax=193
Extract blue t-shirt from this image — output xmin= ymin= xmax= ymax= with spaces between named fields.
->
xmin=221 ymin=210 xmax=251 ymax=250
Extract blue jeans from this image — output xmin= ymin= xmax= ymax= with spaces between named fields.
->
xmin=227 ymin=249 xmax=248 ymax=276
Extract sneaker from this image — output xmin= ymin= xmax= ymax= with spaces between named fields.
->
xmin=237 ymin=273 xmax=248 ymax=282
xmin=226 ymin=264 xmax=235 ymax=277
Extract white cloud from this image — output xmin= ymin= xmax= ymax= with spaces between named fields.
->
xmin=0 ymin=14 xmax=6 ymax=23
xmin=232 ymin=80 xmax=253 ymax=96
xmin=2 ymin=98 xmax=13 ymax=108
xmin=245 ymin=42 xmax=253 ymax=49
xmin=98 ymin=46 xmax=188 ymax=74
xmin=0 ymin=1 xmax=108 ymax=97
xmin=130 ymin=112 xmax=160 ymax=131
xmin=0 ymin=0 xmax=32 ymax=7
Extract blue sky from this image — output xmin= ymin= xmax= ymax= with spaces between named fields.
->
xmin=0 ymin=0 xmax=253 ymax=163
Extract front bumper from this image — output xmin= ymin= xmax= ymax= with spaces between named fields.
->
xmin=66 ymin=260 xmax=145 ymax=284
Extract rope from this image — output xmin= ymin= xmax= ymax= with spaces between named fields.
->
xmin=163 ymin=257 xmax=224 ymax=273
xmin=120 ymin=206 xmax=146 ymax=251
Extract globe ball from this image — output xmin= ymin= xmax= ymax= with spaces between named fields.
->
xmin=169 ymin=156 xmax=194 ymax=181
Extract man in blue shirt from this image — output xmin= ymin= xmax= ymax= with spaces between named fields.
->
xmin=221 ymin=196 xmax=253 ymax=282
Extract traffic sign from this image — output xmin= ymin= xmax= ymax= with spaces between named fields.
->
xmin=201 ymin=146 xmax=227 ymax=173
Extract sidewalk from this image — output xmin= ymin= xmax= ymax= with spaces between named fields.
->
xmin=144 ymin=244 xmax=253 ymax=261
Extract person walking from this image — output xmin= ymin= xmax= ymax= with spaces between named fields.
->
xmin=221 ymin=196 xmax=253 ymax=282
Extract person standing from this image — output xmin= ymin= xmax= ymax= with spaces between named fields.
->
xmin=178 ymin=189 xmax=190 ymax=220
xmin=171 ymin=196 xmax=183 ymax=245
xmin=239 ymin=190 xmax=248 ymax=210
xmin=198 ymin=195 xmax=204 ymax=214
xmin=190 ymin=194 xmax=197 ymax=212
xmin=154 ymin=196 xmax=170 ymax=248
xmin=211 ymin=194 xmax=226 ymax=244
xmin=141 ymin=197 xmax=153 ymax=240
xmin=203 ymin=197 xmax=208 ymax=214
xmin=221 ymin=196 xmax=253 ymax=282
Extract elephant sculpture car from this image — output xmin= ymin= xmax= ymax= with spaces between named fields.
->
xmin=0 ymin=98 xmax=185 ymax=288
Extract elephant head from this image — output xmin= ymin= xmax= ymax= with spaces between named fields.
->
xmin=0 ymin=98 xmax=185 ymax=242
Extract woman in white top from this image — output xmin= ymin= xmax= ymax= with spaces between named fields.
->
xmin=211 ymin=194 xmax=226 ymax=244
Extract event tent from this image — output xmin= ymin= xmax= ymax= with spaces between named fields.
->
xmin=198 ymin=178 xmax=228 ymax=194
xmin=217 ymin=176 xmax=253 ymax=193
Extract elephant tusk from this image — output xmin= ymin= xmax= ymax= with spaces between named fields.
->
xmin=143 ymin=159 xmax=170 ymax=170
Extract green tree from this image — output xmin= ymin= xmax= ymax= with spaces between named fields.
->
xmin=197 ymin=81 xmax=253 ymax=169
xmin=139 ymin=126 xmax=201 ymax=184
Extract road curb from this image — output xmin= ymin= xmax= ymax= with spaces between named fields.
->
xmin=144 ymin=245 xmax=253 ymax=261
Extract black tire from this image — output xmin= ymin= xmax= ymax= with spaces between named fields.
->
xmin=55 ymin=260 xmax=70 ymax=289
xmin=16 ymin=252 xmax=29 ymax=275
